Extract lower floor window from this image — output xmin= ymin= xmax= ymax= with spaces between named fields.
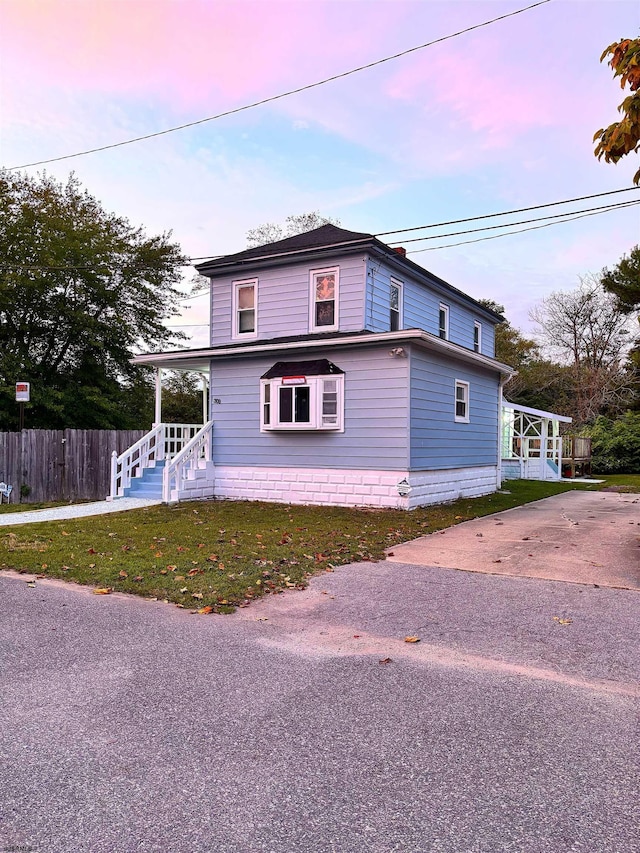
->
xmin=260 ymin=374 xmax=344 ymax=431
xmin=455 ymin=380 xmax=470 ymax=422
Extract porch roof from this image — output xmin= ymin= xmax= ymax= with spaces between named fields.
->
xmin=132 ymin=329 xmax=515 ymax=377
xmin=502 ymin=400 xmax=572 ymax=423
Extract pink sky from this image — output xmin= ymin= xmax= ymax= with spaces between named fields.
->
xmin=1 ymin=0 xmax=638 ymax=341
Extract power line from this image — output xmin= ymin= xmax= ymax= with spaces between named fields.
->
xmin=7 ymin=0 xmax=552 ymax=171
xmin=388 ymin=198 xmax=640 ymax=246
xmin=408 ymin=199 xmax=640 ymax=253
xmin=183 ymin=186 xmax=639 ymax=268
xmin=2 ymin=185 xmax=636 ymax=277
xmin=377 ymin=186 xmax=640 ymax=237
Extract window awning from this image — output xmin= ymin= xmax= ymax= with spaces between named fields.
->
xmin=261 ymin=359 xmax=344 ymax=380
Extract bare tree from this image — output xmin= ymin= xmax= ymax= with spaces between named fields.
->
xmin=530 ymin=277 xmax=635 ymax=424
xmin=246 ymin=211 xmax=341 ymax=248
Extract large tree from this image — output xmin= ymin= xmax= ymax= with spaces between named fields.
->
xmin=593 ymin=38 xmax=640 ymax=184
xmin=0 ymin=172 xmax=187 ymax=429
xmin=246 ymin=211 xmax=340 ymax=248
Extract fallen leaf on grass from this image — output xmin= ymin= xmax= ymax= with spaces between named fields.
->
xmin=166 ymin=565 xmax=177 ymax=572
xmin=192 ymin=592 xmax=204 ymax=600
xmin=197 ymin=606 xmax=214 ymax=615
xmin=61 ymin=531 xmax=70 ymax=536
xmin=133 ymin=575 xmax=143 ymax=582
xmin=93 ymin=588 xmax=112 ymax=595
xmin=404 ymin=636 xmax=420 ymax=643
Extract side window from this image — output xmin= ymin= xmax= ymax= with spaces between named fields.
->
xmin=233 ymin=279 xmax=257 ymax=339
xmin=310 ymin=268 xmax=339 ymax=332
xmin=390 ymin=279 xmax=403 ymax=332
xmin=455 ymin=380 xmax=470 ymax=423
xmin=439 ymin=303 xmax=449 ymax=340
xmin=473 ymin=321 xmax=482 ymax=353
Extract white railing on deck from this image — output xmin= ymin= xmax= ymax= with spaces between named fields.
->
xmin=163 ymin=421 xmax=213 ymax=502
xmin=109 ymin=423 xmax=203 ymax=499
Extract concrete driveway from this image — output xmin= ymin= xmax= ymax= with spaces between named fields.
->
xmin=388 ymin=490 xmax=640 ymax=590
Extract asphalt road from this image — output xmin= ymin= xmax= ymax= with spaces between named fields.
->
xmin=1 ymin=557 xmax=639 ymax=853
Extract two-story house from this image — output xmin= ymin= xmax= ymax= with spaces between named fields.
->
xmin=113 ymin=224 xmax=516 ymax=509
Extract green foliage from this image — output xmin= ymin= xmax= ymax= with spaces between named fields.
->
xmin=161 ymin=371 xmax=206 ymax=424
xmin=582 ymin=411 xmax=640 ymax=473
xmin=594 ymin=38 xmax=640 ymax=184
xmin=0 ymin=172 xmax=187 ymax=429
xmin=601 ymin=245 xmax=640 ymax=313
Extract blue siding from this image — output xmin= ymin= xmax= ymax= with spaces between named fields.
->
xmin=210 ymin=346 xmax=409 ymax=470
xmin=364 ymin=257 xmax=496 ymax=358
xmin=409 ymin=347 xmax=500 ymax=470
xmin=210 ymin=254 xmax=366 ymax=345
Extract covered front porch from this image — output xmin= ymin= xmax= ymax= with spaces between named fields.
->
xmin=501 ymin=401 xmax=573 ymax=482
xmin=109 ymin=359 xmax=215 ymax=503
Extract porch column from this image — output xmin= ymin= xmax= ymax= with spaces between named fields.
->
xmin=201 ymin=373 xmax=209 ymax=424
xmin=154 ymin=367 xmax=163 ymax=426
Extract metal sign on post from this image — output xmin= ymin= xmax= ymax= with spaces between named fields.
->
xmin=16 ymin=382 xmax=29 ymax=431
xmin=15 ymin=382 xmax=30 ymax=402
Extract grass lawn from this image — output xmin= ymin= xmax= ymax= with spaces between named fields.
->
xmin=0 ymin=476 xmax=635 ymax=613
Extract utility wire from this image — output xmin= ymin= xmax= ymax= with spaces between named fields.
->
xmin=1 ymin=191 xmax=637 ymax=276
xmin=7 ymin=0 xmax=552 ymax=170
xmin=389 ymin=198 xmax=640 ymax=245
xmin=408 ymin=199 xmax=640 ymax=253
xmin=0 ymin=187 xmax=640 ymax=276
xmin=183 ymin=186 xmax=639 ymax=267
xmin=377 ymin=186 xmax=639 ymax=237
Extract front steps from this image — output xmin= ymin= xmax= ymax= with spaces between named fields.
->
xmin=123 ymin=461 xmax=165 ymax=499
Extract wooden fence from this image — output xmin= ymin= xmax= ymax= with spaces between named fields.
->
xmin=0 ymin=429 xmax=145 ymax=503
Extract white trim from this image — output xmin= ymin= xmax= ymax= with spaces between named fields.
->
xmin=473 ymin=321 xmax=482 ymax=353
xmin=502 ymin=399 xmax=572 ymax=423
xmin=310 ymin=266 xmax=339 ymax=332
xmin=454 ymin=379 xmax=470 ymax=423
xmin=390 ymin=277 xmax=403 ymax=332
xmin=132 ymin=329 xmax=515 ymax=376
xmin=232 ymin=278 xmax=258 ymax=340
xmin=439 ymin=303 xmax=449 ymax=340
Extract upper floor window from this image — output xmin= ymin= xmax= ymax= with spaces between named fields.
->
xmin=260 ymin=360 xmax=344 ymax=431
xmin=233 ymin=279 xmax=257 ymax=339
xmin=455 ymin=380 xmax=470 ymax=423
xmin=310 ymin=267 xmax=339 ymax=332
xmin=439 ymin=303 xmax=449 ymax=340
xmin=390 ymin=279 xmax=403 ymax=332
xmin=473 ymin=321 xmax=482 ymax=353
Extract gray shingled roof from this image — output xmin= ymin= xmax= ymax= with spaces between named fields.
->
xmin=196 ymin=224 xmax=374 ymax=271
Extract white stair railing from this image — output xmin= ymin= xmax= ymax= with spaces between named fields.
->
xmin=110 ymin=424 xmax=164 ymax=499
xmin=163 ymin=421 xmax=213 ymax=502
xmin=109 ymin=423 xmax=204 ymax=499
